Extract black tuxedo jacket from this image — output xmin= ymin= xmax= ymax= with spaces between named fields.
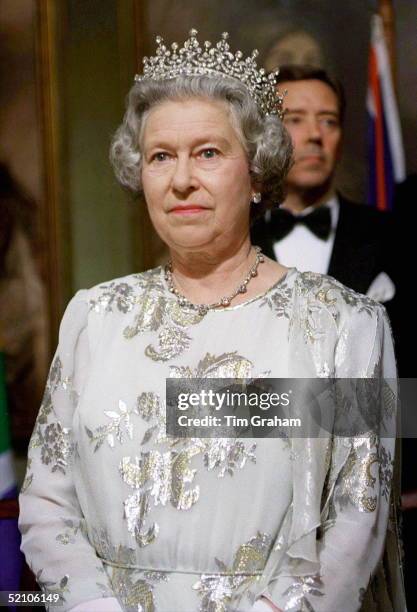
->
xmin=251 ymin=195 xmax=394 ymax=295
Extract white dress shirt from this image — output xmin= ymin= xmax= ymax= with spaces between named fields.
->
xmin=272 ymin=196 xmax=339 ymax=274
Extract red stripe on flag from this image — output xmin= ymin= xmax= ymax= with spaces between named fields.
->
xmin=369 ymin=47 xmax=387 ymax=211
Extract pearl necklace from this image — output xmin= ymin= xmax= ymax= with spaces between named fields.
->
xmin=164 ymin=246 xmax=265 ymax=316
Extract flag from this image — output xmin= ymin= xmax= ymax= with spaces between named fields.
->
xmin=367 ymin=14 xmax=405 ymax=211
xmin=0 ymin=351 xmax=23 ymax=600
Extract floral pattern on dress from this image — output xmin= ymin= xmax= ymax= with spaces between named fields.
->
xmin=328 ymin=435 xmax=394 ymax=516
xmin=36 ymin=570 xmax=70 ymax=605
xmin=111 ymin=568 xmax=168 ymax=612
xmin=260 ymin=283 xmax=293 ymax=320
xmin=36 ymin=356 xmax=63 ymax=425
xmin=117 ymin=351 xmax=263 ymax=548
xmin=56 ymin=518 xmax=88 ymax=546
xmin=90 ymin=528 xmax=169 ymax=611
xmin=193 ymin=532 xmax=272 ymax=612
xmin=85 ymin=400 xmax=136 ymax=451
xmin=89 ymin=282 xmax=137 ymax=314
xmin=282 ymin=574 xmax=324 ymax=611
xmin=293 ymin=272 xmax=377 ymax=347
xmin=30 ymin=421 xmax=74 ymax=475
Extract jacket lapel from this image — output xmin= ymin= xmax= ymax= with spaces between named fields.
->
xmin=328 ymin=196 xmax=377 ymax=294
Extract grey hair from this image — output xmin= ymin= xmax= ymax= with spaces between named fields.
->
xmin=110 ymin=75 xmax=293 ymax=217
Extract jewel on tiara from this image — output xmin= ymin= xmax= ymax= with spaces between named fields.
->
xmin=134 ymin=29 xmax=284 ymax=118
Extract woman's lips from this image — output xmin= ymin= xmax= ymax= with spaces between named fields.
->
xmin=170 ymin=205 xmax=208 ymax=215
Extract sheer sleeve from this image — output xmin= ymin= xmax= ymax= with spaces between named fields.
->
xmin=257 ymin=304 xmax=400 ymax=612
xmin=19 ymin=291 xmax=121 ymax=611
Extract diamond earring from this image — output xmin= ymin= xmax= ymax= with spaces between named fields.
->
xmin=251 ymin=192 xmax=261 ymax=204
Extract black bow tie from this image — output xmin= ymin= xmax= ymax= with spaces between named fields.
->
xmin=269 ymin=206 xmax=332 ymax=241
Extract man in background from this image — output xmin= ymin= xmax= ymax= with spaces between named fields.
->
xmin=252 ymin=64 xmax=396 ymax=303
xmin=252 ymin=64 xmax=415 ymax=604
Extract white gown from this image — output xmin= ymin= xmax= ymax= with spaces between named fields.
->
xmin=19 ymin=267 xmax=406 ymax=611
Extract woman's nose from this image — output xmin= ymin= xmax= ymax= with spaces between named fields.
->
xmin=171 ymin=157 xmax=198 ymax=193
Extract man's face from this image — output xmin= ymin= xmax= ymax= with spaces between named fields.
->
xmin=281 ymin=79 xmax=342 ymax=192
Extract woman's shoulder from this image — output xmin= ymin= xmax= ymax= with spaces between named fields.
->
xmin=291 ymin=271 xmax=392 ymax=376
xmin=293 ymin=269 xmax=386 ymax=319
xmin=69 ymin=266 xmax=165 ymax=316
xmin=291 ymin=269 xmax=390 ymax=349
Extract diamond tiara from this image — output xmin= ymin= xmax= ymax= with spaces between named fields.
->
xmin=134 ymin=29 xmax=284 ymax=118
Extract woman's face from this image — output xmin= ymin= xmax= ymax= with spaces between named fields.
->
xmin=140 ymin=98 xmax=254 ymax=253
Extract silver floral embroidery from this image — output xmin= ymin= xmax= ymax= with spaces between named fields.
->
xmin=91 ymin=529 xmax=170 ymax=607
xmin=120 ymin=389 xmax=259 ymax=547
xmin=119 ymin=447 xmax=201 ymax=546
xmin=293 ymin=272 xmax=377 ymax=349
xmin=26 ymin=349 xmax=79 ymax=481
xmin=120 ymin=268 xmax=206 ymax=363
xmin=145 ymin=325 xmax=192 ymax=361
xmin=332 ymin=435 xmax=393 ymax=514
xmin=56 ymin=518 xmax=87 ymax=545
xmin=297 ymin=271 xmax=324 ymax=294
xmin=111 ymin=567 xmax=168 ymax=612
xmin=378 ymin=445 xmax=394 ymax=502
xmin=36 ymin=570 xmax=69 ymax=604
xmin=193 ymin=532 xmax=272 ymax=611
xmin=118 ymin=348 xmax=262 ymax=547
xmin=91 ymin=527 xmax=137 ymax=565
xmin=203 ymin=439 xmax=256 ymax=478
xmin=91 ymin=530 xmax=170 ymax=606
xmin=165 ymin=300 xmax=205 ymax=327
xmin=298 ymin=271 xmax=375 ymax=317
xmin=90 ymin=281 xmax=137 ymax=314
xmin=260 ymin=284 xmax=293 ymax=319
xmin=282 ymin=574 xmax=324 ymax=611
xmin=30 ymin=421 xmax=74 ymax=474
xmin=85 ymin=400 xmax=136 ymax=451
xmin=292 ymin=275 xmax=327 ymax=345
xmin=35 ymin=356 xmax=63 ymax=425
xmin=169 ymin=352 xmax=253 ymax=379
xmin=124 ymin=294 xmax=166 ymax=338
xmin=137 ymin=392 xmax=168 ymax=445
xmin=338 ymin=286 xmax=376 ymax=315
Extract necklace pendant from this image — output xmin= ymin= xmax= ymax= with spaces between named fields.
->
xmin=198 ymin=304 xmax=209 ymax=316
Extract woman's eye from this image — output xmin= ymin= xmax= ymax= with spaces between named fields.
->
xmin=199 ymin=148 xmax=218 ymax=159
xmin=151 ymin=152 xmax=170 ymax=162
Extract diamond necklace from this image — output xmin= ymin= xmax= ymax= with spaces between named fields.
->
xmin=164 ymin=246 xmax=265 ymax=316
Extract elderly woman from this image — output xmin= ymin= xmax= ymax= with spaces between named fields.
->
xmin=19 ymin=30 xmax=405 ymax=612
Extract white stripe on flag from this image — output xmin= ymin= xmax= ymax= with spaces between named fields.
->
xmin=371 ymin=15 xmax=405 ymax=182
xmin=0 ymin=449 xmax=16 ymax=497
xmin=366 ymin=88 xmax=377 ymax=118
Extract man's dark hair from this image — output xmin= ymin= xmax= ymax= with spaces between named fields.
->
xmin=277 ymin=64 xmax=346 ymax=123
